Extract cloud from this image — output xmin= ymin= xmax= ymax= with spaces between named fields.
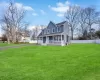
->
xmin=0 ymin=2 xmax=34 ymax=11
xmin=28 ymin=25 xmax=46 ymax=30
xmin=32 ymin=13 xmax=38 ymax=16
xmin=49 ymin=1 xmax=70 ymax=17
xmin=40 ymin=10 xmax=46 ymax=15
xmin=57 ymin=13 xmax=64 ymax=17
xmin=28 ymin=25 xmax=36 ymax=30
xmin=0 ymin=1 xmax=35 ymax=18
xmin=15 ymin=3 xmax=34 ymax=11
xmin=24 ymin=6 xmax=34 ymax=11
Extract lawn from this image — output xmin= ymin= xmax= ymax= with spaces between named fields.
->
xmin=0 ymin=42 xmax=17 ymax=47
xmin=0 ymin=42 xmax=9 ymax=47
xmin=0 ymin=44 xmax=100 ymax=80
xmin=0 ymin=42 xmax=29 ymax=47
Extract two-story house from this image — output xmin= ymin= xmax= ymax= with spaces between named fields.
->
xmin=38 ymin=21 xmax=70 ymax=46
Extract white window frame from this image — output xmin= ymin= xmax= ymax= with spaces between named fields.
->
xmin=57 ymin=27 xmax=60 ymax=32
xmin=52 ymin=28 xmax=55 ymax=33
xmin=47 ymin=29 xmax=50 ymax=34
xmin=44 ymin=30 xmax=47 ymax=34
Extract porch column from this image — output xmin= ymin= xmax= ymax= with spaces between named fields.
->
xmin=41 ymin=37 xmax=44 ymax=45
xmin=64 ymin=34 xmax=67 ymax=44
xmin=46 ymin=36 xmax=49 ymax=45
xmin=61 ymin=35 xmax=62 ymax=44
xmin=61 ymin=35 xmax=65 ymax=46
xmin=53 ymin=36 xmax=54 ymax=44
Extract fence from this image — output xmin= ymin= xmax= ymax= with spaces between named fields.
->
xmin=71 ymin=39 xmax=100 ymax=44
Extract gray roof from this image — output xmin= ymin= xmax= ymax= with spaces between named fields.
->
xmin=56 ymin=21 xmax=66 ymax=26
xmin=38 ymin=21 xmax=66 ymax=37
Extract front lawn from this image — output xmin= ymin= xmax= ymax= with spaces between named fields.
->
xmin=0 ymin=44 xmax=100 ymax=80
xmin=0 ymin=42 xmax=29 ymax=47
xmin=0 ymin=42 xmax=16 ymax=47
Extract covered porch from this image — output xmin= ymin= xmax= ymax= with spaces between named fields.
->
xmin=38 ymin=34 xmax=70 ymax=46
xmin=47 ymin=35 xmax=64 ymax=44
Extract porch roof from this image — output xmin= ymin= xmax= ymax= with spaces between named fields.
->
xmin=38 ymin=33 xmax=63 ymax=37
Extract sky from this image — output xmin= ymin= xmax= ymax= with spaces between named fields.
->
xmin=0 ymin=0 xmax=100 ymax=36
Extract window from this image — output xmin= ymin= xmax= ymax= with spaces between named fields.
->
xmin=40 ymin=37 xmax=42 ymax=40
xmin=47 ymin=29 xmax=50 ymax=34
xmin=52 ymin=28 xmax=55 ymax=33
xmin=44 ymin=30 xmax=46 ymax=34
xmin=39 ymin=37 xmax=42 ymax=40
xmin=57 ymin=27 xmax=60 ymax=32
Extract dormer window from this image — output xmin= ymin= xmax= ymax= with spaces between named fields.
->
xmin=52 ymin=28 xmax=55 ymax=33
xmin=47 ymin=29 xmax=50 ymax=34
xmin=57 ymin=27 xmax=60 ymax=32
xmin=44 ymin=30 xmax=46 ymax=34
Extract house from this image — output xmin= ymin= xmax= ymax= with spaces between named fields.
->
xmin=19 ymin=31 xmax=30 ymax=43
xmin=19 ymin=25 xmax=46 ymax=43
xmin=30 ymin=25 xmax=46 ymax=43
xmin=38 ymin=21 xmax=70 ymax=46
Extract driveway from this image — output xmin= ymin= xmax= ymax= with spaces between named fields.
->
xmin=0 ymin=44 xmax=33 ymax=51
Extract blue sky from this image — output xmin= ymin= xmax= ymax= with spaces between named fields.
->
xmin=0 ymin=0 xmax=100 ymax=31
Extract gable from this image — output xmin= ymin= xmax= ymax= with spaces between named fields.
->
xmin=38 ymin=21 xmax=66 ymax=37
xmin=47 ymin=21 xmax=56 ymax=29
xmin=56 ymin=21 xmax=66 ymax=27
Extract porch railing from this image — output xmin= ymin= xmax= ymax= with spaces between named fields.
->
xmin=49 ymin=40 xmax=61 ymax=44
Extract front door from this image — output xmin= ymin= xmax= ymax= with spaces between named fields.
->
xmin=43 ymin=37 xmax=46 ymax=43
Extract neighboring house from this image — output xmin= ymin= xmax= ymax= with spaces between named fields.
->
xmin=30 ymin=25 xmax=46 ymax=43
xmin=38 ymin=21 xmax=70 ymax=46
xmin=20 ymin=36 xmax=30 ymax=42
xmin=19 ymin=25 xmax=46 ymax=43
xmin=19 ymin=31 xmax=30 ymax=43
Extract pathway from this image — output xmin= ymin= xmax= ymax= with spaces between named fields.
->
xmin=0 ymin=44 xmax=33 ymax=51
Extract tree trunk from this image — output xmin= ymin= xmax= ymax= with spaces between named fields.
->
xmin=89 ymin=24 xmax=92 ymax=39
xmin=7 ymin=35 xmax=10 ymax=44
xmin=7 ymin=38 xmax=10 ymax=44
xmin=6 ymin=32 xmax=10 ymax=44
xmin=71 ymin=29 xmax=74 ymax=40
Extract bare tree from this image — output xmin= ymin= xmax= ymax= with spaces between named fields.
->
xmin=1 ymin=0 xmax=25 ymax=44
xmin=97 ymin=16 xmax=100 ymax=30
xmin=85 ymin=7 xmax=100 ymax=39
xmin=78 ymin=8 xmax=89 ymax=38
xmin=16 ymin=23 xmax=30 ymax=43
xmin=65 ymin=5 xmax=80 ymax=40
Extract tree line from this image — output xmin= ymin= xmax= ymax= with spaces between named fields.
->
xmin=65 ymin=5 xmax=100 ymax=40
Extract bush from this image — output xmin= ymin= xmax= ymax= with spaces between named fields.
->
xmin=14 ymin=42 xmax=29 ymax=44
xmin=78 ymin=36 xmax=87 ymax=40
xmin=1 ymin=35 xmax=7 ymax=43
xmin=95 ymin=30 xmax=100 ymax=38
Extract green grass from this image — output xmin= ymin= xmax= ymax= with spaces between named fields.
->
xmin=0 ymin=42 xmax=9 ymax=46
xmin=0 ymin=44 xmax=100 ymax=80
xmin=0 ymin=42 xmax=17 ymax=47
